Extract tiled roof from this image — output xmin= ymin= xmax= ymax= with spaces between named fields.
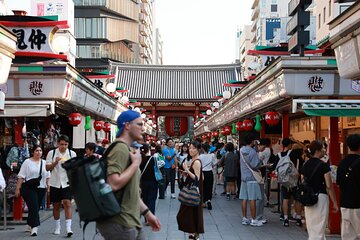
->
xmin=109 ymin=62 xmax=242 ymax=102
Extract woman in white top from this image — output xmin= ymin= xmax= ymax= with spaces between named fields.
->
xmin=199 ymin=143 xmax=216 ymax=210
xmin=15 ymin=145 xmax=50 ymax=236
xmin=177 ymin=144 xmax=189 ymax=190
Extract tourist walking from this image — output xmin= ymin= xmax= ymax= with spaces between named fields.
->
xmin=239 ymin=134 xmax=263 ymax=227
xmin=162 ymin=138 xmax=177 ymax=199
xmin=96 ymin=110 xmax=161 ymax=240
xmin=300 ymin=140 xmax=338 ymax=240
xmin=177 ymin=140 xmax=204 ymax=240
xmin=140 ymin=143 xmax=159 ymax=219
xmin=15 ymin=145 xmax=50 ymax=236
xmin=200 ymin=143 xmax=215 ymax=209
xmin=154 ymin=145 xmax=166 ymax=199
xmin=220 ymin=142 xmax=239 ymax=200
xmin=337 ymin=134 xmax=360 ymax=240
xmin=45 ymin=135 xmax=76 ymax=237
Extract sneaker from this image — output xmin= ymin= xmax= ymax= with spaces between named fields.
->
xmin=250 ymin=219 xmax=263 ymax=227
xmin=279 ymin=214 xmax=284 ymax=221
xmin=25 ymin=225 xmax=32 ymax=232
xmin=31 ymin=227 xmax=38 ymax=236
xmin=283 ymin=218 xmax=289 ymax=227
xmin=226 ymin=194 xmax=230 ymax=200
xmin=171 ymin=194 xmax=176 ymax=199
xmin=296 ymin=218 xmax=302 ymax=227
xmin=66 ymin=228 xmax=73 ymax=237
xmin=54 ymin=226 xmax=61 ymax=235
xmin=242 ymin=218 xmax=250 ymax=225
xmin=207 ymin=201 xmax=212 ymax=210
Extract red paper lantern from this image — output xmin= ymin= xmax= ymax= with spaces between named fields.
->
xmin=265 ymin=111 xmax=281 ymax=126
xmin=69 ymin=113 xmax=82 ymax=126
xmin=224 ymin=126 xmax=231 ymax=135
xmin=103 ymin=122 xmax=111 ymax=132
xmin=93 ymin=120 xmax=104 ymax=131
xmin=212 ymin=131 xmax=219 ymax=138
xmin=243 ymin=119 xmax=254 ymax=131
xmin=236 ymin=121 xmax=243 ymax=131
xmin=220 ymin=129 xmax=225 ymax=136
xmin=165 ymin=117 xmax=188 ymax=136
xmin=207 ymin=132 xmax=212 ymax=138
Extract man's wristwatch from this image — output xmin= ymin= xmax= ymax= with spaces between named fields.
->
xmin=141 ymin=208 xmax=150 ymax=217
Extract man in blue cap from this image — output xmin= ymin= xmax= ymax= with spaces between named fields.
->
xmin=96 ymin=110 xmax=161 ymax=240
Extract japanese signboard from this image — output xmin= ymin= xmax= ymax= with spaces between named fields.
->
xmin=11 ymin=26 xmax=55 ymax=53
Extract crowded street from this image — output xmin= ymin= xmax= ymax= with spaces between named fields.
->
xmin=0 ymin=186 xmax=341 ymax=240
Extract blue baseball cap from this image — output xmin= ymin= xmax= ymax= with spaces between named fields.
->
xmin=116 ymin=110 xmax=141 ymax=138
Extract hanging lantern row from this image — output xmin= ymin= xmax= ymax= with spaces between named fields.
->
xmin=68 ymin=113 xmax=113 ymax=132
xmin=265 ymin=111 xmax=281 ymax=126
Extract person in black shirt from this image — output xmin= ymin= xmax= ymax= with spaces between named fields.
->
xmin=336 ymin=134 xmax=360 ymax=240
xmin=275 ymin=138 xmax=303 ymax=227
xmin=300 ymin=140 xmax=338 ymax=240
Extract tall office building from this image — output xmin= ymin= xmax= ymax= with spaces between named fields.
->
xmin=251 ymin=0 xmax=316 ymax=47
xmin=239 ymin=25 xmax=255 ymax=80
xmin=74 ymin=0 xmax=155 ymax=71
xmin=153 ymin=28 xmax=163 ymax=65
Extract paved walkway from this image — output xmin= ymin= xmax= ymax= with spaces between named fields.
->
xmin=0 ymin=186 xmax=341 ymax=240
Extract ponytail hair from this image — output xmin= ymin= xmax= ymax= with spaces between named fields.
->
xmin=306 ymin=140 xmax=323 ymax=157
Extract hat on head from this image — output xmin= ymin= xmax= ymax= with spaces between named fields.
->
xmin=116 ymin=110 xmax=141 ymax=138
xmin=282 ymin=138 xmax=295 ymax=147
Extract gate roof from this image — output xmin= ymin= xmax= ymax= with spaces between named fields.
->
xmin=109 ymin=62 xmax=242 ymax=102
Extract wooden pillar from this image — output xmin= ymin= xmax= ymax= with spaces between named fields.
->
xmin=328 ymin=117 xmax=341 ymax=234
xmin=282 ymin=111 xmax=289 ymax=139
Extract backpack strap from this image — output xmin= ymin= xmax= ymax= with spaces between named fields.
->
xmin=305 ymin=161 xmax=322 ymax=182
xmin=52 ymin=149 xmax=56 ymax=161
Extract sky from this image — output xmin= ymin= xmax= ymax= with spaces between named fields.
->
xmin=155 ymin=0 xmax=252 ymax=65
xmin=5 ymin=0 xmax=253 ymax=65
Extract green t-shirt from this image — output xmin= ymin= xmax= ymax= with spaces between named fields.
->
xmin=106 ymin=141 xmax=141 ymax=228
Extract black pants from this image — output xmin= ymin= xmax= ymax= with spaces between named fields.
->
xmin=164 ymin=168 xmax=175 ymax=194
xmin=21 ymin=185 xmax=46 ymax=228
xmin=141 ymin=180 xmax=158 ymax=215
xmin=203 ymin=171 xmax=214 ymax=203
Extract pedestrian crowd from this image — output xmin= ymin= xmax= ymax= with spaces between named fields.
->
xmin=0 ymin=110 xmax=359 ymax=240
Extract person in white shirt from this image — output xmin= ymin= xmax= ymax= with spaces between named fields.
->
xmin=200 ymin=143 xmax=216 ymax=210
xmin=46 ymin=135 xmax=76 ymax=237
xmin=15 ymin=145 xmax=50 ymax=236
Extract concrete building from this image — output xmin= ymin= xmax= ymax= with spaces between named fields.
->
xmin=314 ymin=0 xmax=355 ymax=49
xmin=251 ymin=0 xmax=316 ymax=47
xmin=153 ymin=28 xmax=163 ymax=65
xmin=239 ymin=25 xmax=255 ymax=80
xmin=74 ymin=0 xmax=155 ymax=71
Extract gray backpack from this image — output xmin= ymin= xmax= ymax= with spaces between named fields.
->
xmin=276 ymin=150 xmax=299 ymax=189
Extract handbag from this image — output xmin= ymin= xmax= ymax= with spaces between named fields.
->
xmin=178 ymin=175 xmax=201 ymax=207
xmin=155 ymin=154 xmax=165 ymax=168
xmin=296 ymin=161 xmax=322 ymax=206
xmin=154 ymin=162 xmax=164 ymax=185
xmin=25 ymin=160 xmax=43 ymax=189
xmin=240 ymin=151 xmax=264 ymax=184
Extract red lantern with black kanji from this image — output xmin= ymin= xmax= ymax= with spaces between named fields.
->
xmin=69 ymin=113 xmax=82 ymax=126
xmin=220 ymin=129 xmax=225 ymax=136
xmin=165 ymin=117 xmax=188 ymax=136
xmin=103 ymin=122 xmax=111 ymax=132
xmin=93 ymin=120 xmax=104 ymax=131
xmin=243 ymin=119 xmax=254 ymax=131
xmin=212 ymin=131 xmax=219 ymax=138
xmin=265 ymin=111 xmax=281 ymax=126
xmin=224 ymin=125 xmax=231 ymax=135
xmin=236 ymin=121 xmax=243 ymax=131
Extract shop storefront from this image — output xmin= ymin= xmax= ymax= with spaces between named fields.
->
xmin=196 ymin=56 xmax=360 ymax=233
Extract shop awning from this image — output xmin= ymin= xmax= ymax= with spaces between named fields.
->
xmin=0 ymin=101 xmax=55 ymax=117
xmin=292 ymin=99 xmax=360 ymax=117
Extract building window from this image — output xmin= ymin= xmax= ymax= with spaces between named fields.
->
xmin=75 ymin=18 xmax=106 ymax=39
xmin=329 ymin=0 xmax=331 ymax=17
xmin=271 ymin=4 xmax=277 ymax=12
xmin=318 ymin=14 xmax=321 ymax=28
xmin=323 ymin=7 xmax=326 ymax=23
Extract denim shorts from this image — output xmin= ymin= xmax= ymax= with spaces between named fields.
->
xmin=239 ymin=181 xmax=262 ymax=200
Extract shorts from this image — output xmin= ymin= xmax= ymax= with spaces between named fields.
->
xmin=281 ymin=186 xmax=298 ymax=200
xmin=97 ymin=221 xmax=145 ymax=240
xmin=239 ymin=181 xmax=262 ymax=200
xmin=225 ymin=177 xmax=237 ymax=182
xmin=50 ymin=186 xmax=72 ymax=203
